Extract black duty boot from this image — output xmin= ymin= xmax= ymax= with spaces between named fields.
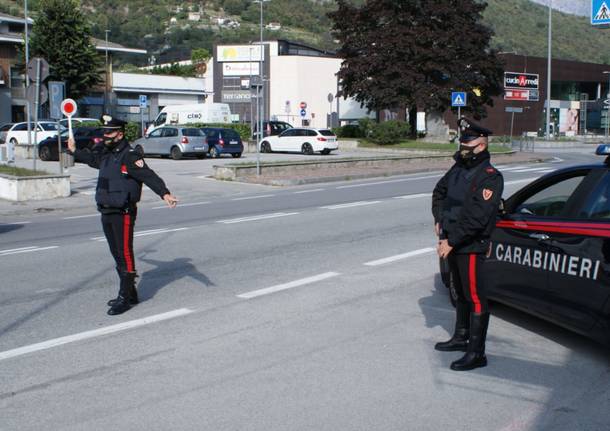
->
xmin=450 ymin=312 xmax=490 ymax=371
xmin=108 ymin=272 xmax=139 ymax=307
xmin=435 ymin=302 xmax=470 ymax=352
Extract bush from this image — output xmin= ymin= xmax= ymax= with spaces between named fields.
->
xmin=124 ymin=122 xmax=141 ymax=142
xmin=368 ymin=120 xmax=411 ymax=145
xmin=190 ymin=123 xmax=251 ymax=141
xmin=358 ymin=117 xmax=375 ymax=138
xmin=333 ymin=124 xmax=365 ymax=138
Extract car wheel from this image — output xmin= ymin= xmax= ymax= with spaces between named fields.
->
xmin=210 ymin=146 xmax=221 ymax=158
xmin=170 ymin=146 xmax=182 ymax=160
xmin=231 ymin=152 xmax=242 ymax=158
xmin=301 ymin=143 xmax=314 ymax=155
xmin=39 ymin=145 xmax=52 ymax=161
xmin=261 ymin=141 xmax=272 ymax=153
xmin=321 ymin=149 xmax=331 ymax=155
xmin=9 ymin=138 xmax=17 ymax=146
xmin=134 ymin=145 xmax=144 ymax=156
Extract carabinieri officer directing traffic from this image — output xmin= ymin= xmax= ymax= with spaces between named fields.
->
xmin=67 ymin=115 xmax=178 ymax=315
xmin=431 ymin=117 xmax=504 ymax=371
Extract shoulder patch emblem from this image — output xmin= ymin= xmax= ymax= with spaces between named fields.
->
xmin=482 ymin=188 xmax=493 ymax=200
xmin=134 ymin=159 xmax=144 ymax=168
xmin=486 ymin=167 xmax=495 ymax=174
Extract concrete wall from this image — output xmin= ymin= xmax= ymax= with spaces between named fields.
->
xmin=0 ymin=174 xmax=70 ymax=201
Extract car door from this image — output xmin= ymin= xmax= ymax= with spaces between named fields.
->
xmin=275 ymin=129 xmax=295 ymax=151
xmin=145 ymin=128 xmax=164 ymax=154
xmin=486 ymin=169 xmax=591 ymax=319
xmin=161 ymin=127 xmax=179 ymax=155
xmin=540 ymin=168 xmax=610 ymax=332
xmin=9 ymin=123 xmax=28 ymax=144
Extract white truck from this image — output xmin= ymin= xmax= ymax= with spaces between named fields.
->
xmin=146 ymin=103 xmax=232 ymax=135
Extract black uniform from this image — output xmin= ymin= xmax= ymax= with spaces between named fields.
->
xmin=431 ymin=117 xmax=503 ymax=371
xmin=70 ymin=130 xmax=170 ymax=315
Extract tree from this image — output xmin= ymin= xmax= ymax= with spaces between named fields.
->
xmin=329 ymin=0 xmax=504 ymax=123
xmin=29 ymin=0 xmax=101 ymax=99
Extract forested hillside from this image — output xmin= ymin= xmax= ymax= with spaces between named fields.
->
xmin=1 ymin=0 xmax=610 ymax=66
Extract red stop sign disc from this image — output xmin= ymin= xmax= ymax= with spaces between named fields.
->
xmin=299 ymin=101 xmax=307 ymax=109
xmin=61 ymin=99 xmax=77 ymax=117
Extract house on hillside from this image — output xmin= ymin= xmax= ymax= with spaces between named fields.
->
xmin=266 ymin=22 xmax=281 ymax=31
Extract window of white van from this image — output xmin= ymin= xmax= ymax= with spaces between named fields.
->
xmin=155 ymin=113 xmax=166 ymax=126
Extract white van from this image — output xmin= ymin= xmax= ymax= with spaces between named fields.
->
xmin=147 ymin=103 xmax=232 ymax=135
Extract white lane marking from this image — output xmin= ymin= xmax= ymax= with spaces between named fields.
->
xmin=364 ymin=247 xmax=436 ymax=266
xmin=504 ymin=177 xmax=539 ymax=186
xmin=336 ymin=174 xmax=442 ymax=189
xmin=231 ymin=194 xmax=275 ymax=201
xmin=497 ymin=165 xmax=529 ymax=171
xmin=237 ymin=272 xmax=340 ymax=299
xmin=134 ymin=227 xmax=189 ymax=237
xmin=63 ymin=214 xmax=99 ymax=220
xmin=293 ymin=188 xmax=325 ymax=194
xmin=393 ymin=193 xmax=432 ymax=200
xmin=218 ymin=212 xmax=299 ymax=224
xmin=0 ymin=221 xmax=31 ymax=226
xmin=510 ymin=167 xmax=551 ymax=173
xmin=534 ymin=169 xmax=555 ymax=174
xmin=321 ymin=200 xmax=381 ymax=210
xmin=0 ymin=246 xmax=37 ymax=253
xmin=151 ymin=201 xmax=210 ymax=210
xmin=0 ymin=308 xmax=195 ymax=362
xmin=0 ymin=246 xmax=59 ymax=256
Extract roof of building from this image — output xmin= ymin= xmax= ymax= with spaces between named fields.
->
xmin=91 ymin=38 xmax=147 ymax=55
xmin=0 ymin=12 xmax=33 ymax=25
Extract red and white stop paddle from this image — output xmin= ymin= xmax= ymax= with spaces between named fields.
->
xmin=60 ymin=98 xmax=77 ymax=140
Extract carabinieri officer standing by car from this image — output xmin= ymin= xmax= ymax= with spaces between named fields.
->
xmin=67 ymin=115 xmax=178 ymax=315
xmin=431 ymin=117 xmax=504 ymax=371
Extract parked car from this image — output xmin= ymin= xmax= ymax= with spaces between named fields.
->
xmin=440 ymin=145 xmax=610 ymax=345
xmin=0 ymin=123 xmax=14 ymax=145
xmin=38 ymin=127 xmax=104 ymax=161
xmin=200 ymin=127 xmax=243 ymax=158
xmin=59 ymin=117 xmax=99 ymax=128
xmin=132 ymin=126 xmax=208 ymax=160
xmin=258 ymin=128 xmax=338 ymax=155
xmin=4 ymin=121 xmax=65 ymax=145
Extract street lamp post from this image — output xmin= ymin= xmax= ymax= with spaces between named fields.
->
xmin=24 ymin=0 xmax=32 ymax=152
xmin=105 ymin=29 xmax=110 ymax=114
xmin=545 ymin=0 xmax=552 ymax=140
xmin=253 ymin=0 xmax=269 ymax=176
xmin=603 ymin=71 xmax=610 ymax=142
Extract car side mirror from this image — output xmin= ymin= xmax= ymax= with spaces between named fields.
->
xmin=144 ymin=134 xmax=149 ymax=139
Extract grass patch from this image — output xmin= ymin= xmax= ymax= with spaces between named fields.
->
xmin=357 ymin=140 xmax=511 ymax=153
xmin=0 ymin=165 xmax=50 ymax=177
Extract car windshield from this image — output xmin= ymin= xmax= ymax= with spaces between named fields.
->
xmin=318 ymin=129 xmax=335 ymax=136
xmin=222 ymin=130 xmax=240 ymax=139
xmin=182 ymin=128 xmax=204 ymax=137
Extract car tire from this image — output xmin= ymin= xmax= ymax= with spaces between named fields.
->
xmin=321 ymin=149 xmax=331 ymax=155
xmin=231 ymin=152 xmax=242 ymax=158
xmin=261 ymin=141 xmax=272 ymax=153
xmin=39 ymin=145 xmax=52 ymax=161
xmin=210 ymin=146 xmax=221 ymax=158
xmin=134 ymin=145 xmax=144 ymax=156
xmin=170 ymin=146 xmax=182 ymax=160
xmin=9 ymin=138 xmax=17 ymax=146
xmin=301 ymin=143 xmax=314 ymax=155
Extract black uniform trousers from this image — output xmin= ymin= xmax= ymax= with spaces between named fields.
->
xmin=101 ymin=209 xmax=137 ymax=276
xmin=448 ymin=252 xmax=489 ymax=314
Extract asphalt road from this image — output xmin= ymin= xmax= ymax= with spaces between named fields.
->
xmin=1 ymin=152 xmax=609 ymax=431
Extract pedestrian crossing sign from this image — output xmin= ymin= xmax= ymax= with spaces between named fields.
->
xmin=592 ymin=0 xmax=610 ymax=26
xmin=451 ymin=92 xmax=467 ymax=107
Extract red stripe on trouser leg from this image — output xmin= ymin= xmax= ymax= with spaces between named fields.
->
xmin=123 ymin=214 xmax=134 ymax=272
xmin=469 ymin=254 xmax=481 ymax=313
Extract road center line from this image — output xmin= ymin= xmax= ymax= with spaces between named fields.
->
xmin=393 ymin=193 xmax=432 ymax=200
xmin=231 ymin=194 xmax=275 ymax=201
xmin=134 ymin=227 xmax=189 ymax=237
xmin=335 ymin=174 xmax=442 ymax=189
xmin=0 ymin=308 xmax=195 ymax=362
xmin=364 ymin=247 xmax=436 ymax=266
xmin=151 ymin=201 xmax=210 ymax=209
xmin=0 ymin=246 xmax=59 ymax=257
xmin=321 ymin=201 xmax=381 ymax=210
xmin=237 ymin=272 xmax=340 ymax=299
xmin=63 ymin=214 xmax=99 ymax=220
xmin=293 ymin=188 xmax=325 ymax=194
xmin=217 ymin=212 xmax=299 ymax=224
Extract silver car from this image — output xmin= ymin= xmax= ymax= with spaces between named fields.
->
xmin=133 ymin=126 xmax=208 ymax=160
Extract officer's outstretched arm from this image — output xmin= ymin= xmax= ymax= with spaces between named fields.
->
xmin=66 ymin=137 xmax=101 ymax=168
xmin=448 ymin=174 xmax=504 ymax=248
xmin=125 ymin=152 xmax=174 ymax=201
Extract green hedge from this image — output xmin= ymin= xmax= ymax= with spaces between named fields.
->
xmin=189 ymin=123 xmax=252 ymax=141
xmin=125 ymin=122 xmax=141 ymax=143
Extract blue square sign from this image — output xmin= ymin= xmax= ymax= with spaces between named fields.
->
xmin=139 ymin=95 xmax=147 ymax=108
xmin=592 ymin=0 xmax=610 ymax=25
xmin=451 ymin=92 xmax=467 ymax=107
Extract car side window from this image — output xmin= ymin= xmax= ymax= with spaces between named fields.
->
xmin=514 ymin=175 xmax=587 ymax=217
xmin=163 ymin=128 xmax=178 ymax=138
xmin=155 ymin=113 xmax=166 ymax=126
xmin=206 ymin=130 xmax=217 ymax=138
xmin=579 ymin=174 xmax=610 ymax=219
xmin=307 ymin=130 xmax=317 ymax=137
xmin=148 ymin=128 xmax=163 ymax=138
xmin=13 ymin=123 xmax=28 ymax=131
xmin=280 ymin=129 xmax=295 ymax=137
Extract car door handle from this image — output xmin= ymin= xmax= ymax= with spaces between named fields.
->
xmin=529 ymin=233 xmax=550 ymax=241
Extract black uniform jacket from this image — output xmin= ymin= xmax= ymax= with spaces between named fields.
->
xmin=431 ymin=150 xmax=504 ymax=254
xmin=70 ymin=140 xmax=170 ymax=211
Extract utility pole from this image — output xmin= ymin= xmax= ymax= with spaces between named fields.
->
xmin=545 ymin=0 xmax=552 ymax=140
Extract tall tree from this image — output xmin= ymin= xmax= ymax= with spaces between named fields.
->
xmin=329 ymin=0 xmax=504 ymax=120
xmin=29 ymin=0 xmax=101 ymax=99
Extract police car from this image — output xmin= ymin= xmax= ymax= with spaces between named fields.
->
xmin=441 ymin=145 xmax=610 ymax=345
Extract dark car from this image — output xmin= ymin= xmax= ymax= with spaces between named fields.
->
xmin=38 ymin=127 xmax=104 ymax=161
xmin=440 ymin=146 xmax=610 ymax=345
xmin=200 ymin=127 xmax=243 ymax=158
xmin=253 ymin=121 xmax=293 ymax=139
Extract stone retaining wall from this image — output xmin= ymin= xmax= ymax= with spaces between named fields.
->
xmin=0 ymin=174 xmax=71 ymax=201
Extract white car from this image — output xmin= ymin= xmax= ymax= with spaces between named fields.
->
xmin=4 ymin=121 xmax=65 ymax=145
xmin=258 ymin=128 xmax=338 ymax=155
xmin=59 ymin=117 xmax=99 ymax=128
